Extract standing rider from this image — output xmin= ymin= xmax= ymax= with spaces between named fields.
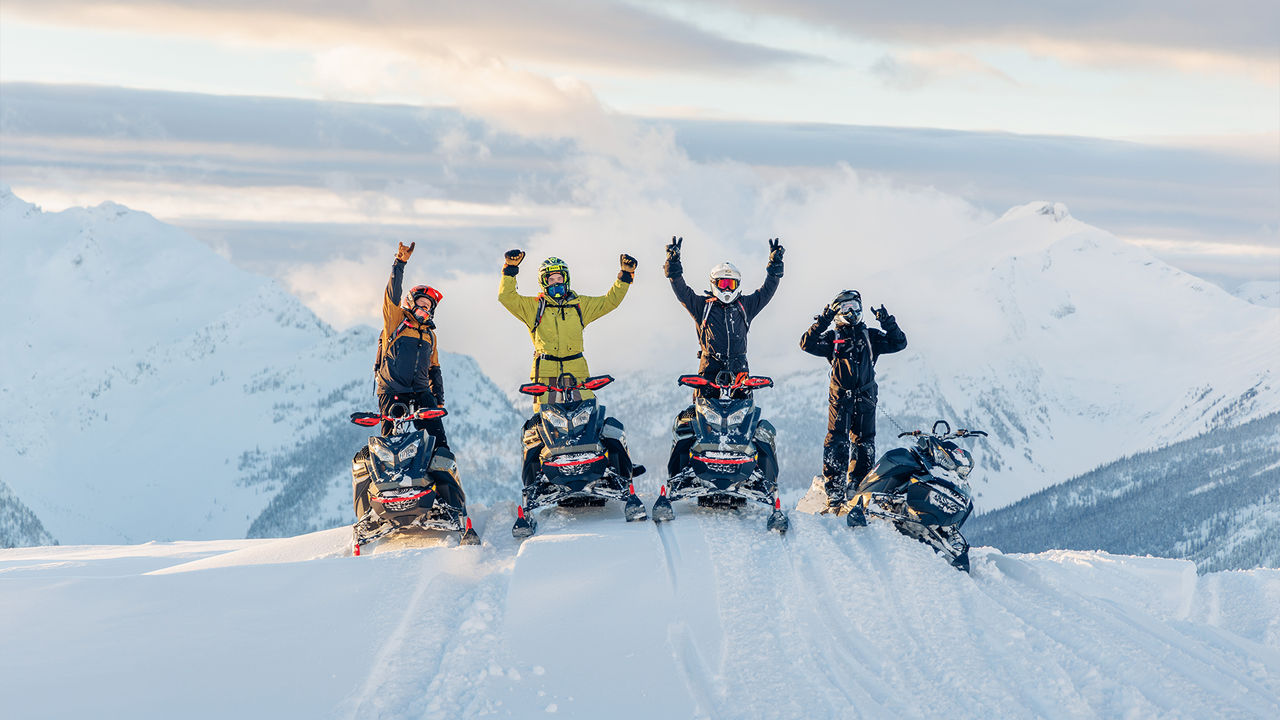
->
xmin=800 ymin=290 xmax=907 ymax=510
xmin=498 ymin=249 xmax=640 ymax=489
xmin=663 ymin=236 xmax=784 ymax=475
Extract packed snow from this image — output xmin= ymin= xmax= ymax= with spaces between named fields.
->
xmin=2 ymin=505 xmax=1277 ymax=719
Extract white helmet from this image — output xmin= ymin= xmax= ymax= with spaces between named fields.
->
xmin=709 ymin=262 xmax=743 ymax=303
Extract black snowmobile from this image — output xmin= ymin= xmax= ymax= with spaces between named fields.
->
xmin=845 ymin=420 xmax=986 ymax=572
xmin=511 ymin=373 xmax=646 ymax=538
xmin=349 ymin=403 xmax=479 ymax=555
xmin=651 ymin=371 xmax=789 ymax=533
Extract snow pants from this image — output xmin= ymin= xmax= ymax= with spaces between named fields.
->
xmin=823 ymin=391 xmax=877 ymax=492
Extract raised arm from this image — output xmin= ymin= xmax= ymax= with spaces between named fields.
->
xmin=742 ymin=238 xmax=784 ymax=320
xmin=870 ymin=305 xmax=907 ymax=358
xmin=497 ymin=249 xmax=538 ymax=329
xmin=383 ymin=242 xmax=414 ymax=338
xmin=664 ymin=236 xmax=703 ymax=318
xmin=800 ymin=305 xmax=836 ymax=359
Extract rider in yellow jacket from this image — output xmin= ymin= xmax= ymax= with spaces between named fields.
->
xmin=498 ymin=250 xmax=635 ymax=403
xmin=498 ymin=249 xmax=640 ymax=491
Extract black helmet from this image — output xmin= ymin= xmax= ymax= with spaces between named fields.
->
xmin=829 ymin=289 xmax=862 ymax=324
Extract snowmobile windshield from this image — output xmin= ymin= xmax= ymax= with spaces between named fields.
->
xmin=927 ymin=439 xmax=958 ymax=472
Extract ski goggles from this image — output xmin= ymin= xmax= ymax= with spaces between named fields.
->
xmin=836 ymin=299 xmax=861 ymax=314
xmin=714 ymin=277 xmax=740 ymax=291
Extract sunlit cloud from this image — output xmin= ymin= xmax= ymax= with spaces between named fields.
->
xmin=2 ymin=0 xmax=820 ymax=76
xmin=870 ymin=51 xmax=1020 ymax=91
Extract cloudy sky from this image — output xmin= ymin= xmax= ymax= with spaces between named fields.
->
xmin=2 ymin=1 xmax=1277 ymax=380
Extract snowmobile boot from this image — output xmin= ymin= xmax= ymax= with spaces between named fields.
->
xmin=822 ymin=477 xmax=846 ymax=514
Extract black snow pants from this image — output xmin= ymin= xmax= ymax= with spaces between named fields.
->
xmin=823 ymin=388 xmax=877 ymax=492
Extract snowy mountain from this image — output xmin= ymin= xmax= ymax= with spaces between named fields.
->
xmin=967 ymin=411 xmax=1280 ymax=573
xmin=1236 ymin=279 xmax=1280 ymax=308
xmin=2 ymin=510 xmax=1277 ymax=719
xmin=0 ymin=188 xmax=523 ymax=546
xmin=604 ymin=202 xmax=1279 ymax=513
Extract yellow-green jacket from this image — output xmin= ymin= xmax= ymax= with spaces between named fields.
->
xmin=499 ymin=272 xmax=630 ymax=401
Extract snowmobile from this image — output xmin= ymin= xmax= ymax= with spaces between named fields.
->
xmin=511 ymin=373 xmax=646 ymax=538
xmin=349 ymin=403 xmax=479 ymax=555
xmin=844 ymin=420 xmax=986 ymax=572
xmin=650 ymin=371 xmax=789 ymax=534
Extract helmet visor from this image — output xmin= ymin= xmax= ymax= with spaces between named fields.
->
xmin=714 ymin=277 xmax=740 ymax=291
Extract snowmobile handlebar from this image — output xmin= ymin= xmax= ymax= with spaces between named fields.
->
xmin=350 ymin=408 xmax=448 ymax=427
xmin=896 ymin=425 xmax=987 ymax=440
xmin=519 ymin=374 xmax=614 ymax=396
xmin=677 ymin=374 xmax=773 ymax=391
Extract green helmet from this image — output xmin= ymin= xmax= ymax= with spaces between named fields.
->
xmin=539 ymin=257 xmax=572 ymax=297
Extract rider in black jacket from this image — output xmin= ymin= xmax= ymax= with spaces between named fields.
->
xmin=664 ymin=236 xmax=784 ymax=474
xmin=800 ymin=289 xmax=907 ymax=509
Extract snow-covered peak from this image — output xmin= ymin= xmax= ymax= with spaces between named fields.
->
xmin=998 ymin=200 xmax=1071 ymax=223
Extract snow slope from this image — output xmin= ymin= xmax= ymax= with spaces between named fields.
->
xmin=0 ymin=188 xmax=522 ymax=546
xmin=2 ymin=508 xmax=1277 ymax=719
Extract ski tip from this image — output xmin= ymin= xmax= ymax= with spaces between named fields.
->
xmin=660 ymin=485 xmax=668 ymax=497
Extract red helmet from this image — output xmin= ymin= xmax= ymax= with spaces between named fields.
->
xmin=404 ymin=285 xmax=442 ymax=323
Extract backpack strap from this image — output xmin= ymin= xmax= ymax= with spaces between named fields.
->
xmin=699 ymin=297 xmax=749 ymax=330
xmin=533 ymin=295 xmax=584 ymax=330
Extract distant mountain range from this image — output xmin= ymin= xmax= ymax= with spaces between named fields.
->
xmin=967 ymin=411 xmax=1280 ymax=573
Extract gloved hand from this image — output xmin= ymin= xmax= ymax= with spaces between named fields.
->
xmin=619 ymin=253 xmax=637 ymax=283
xmin=766 ymin=238 xmax=784 ymax=277
xmin=503 ymin=249 xmax=525 ymax=276
xmin=873 ymin=304 xmax=892 ymax=324
xmin=664 ymin=236 xmax=683 ymax=278
xmin=817 ymin=304 xmax=836 ymax=323
xmin=396 ymin=241 xmax=416 ymax=263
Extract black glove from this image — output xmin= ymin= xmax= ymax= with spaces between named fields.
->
xmin=665 ymin=236 xmax=682 ymax=262
xmin=619 ymin=253 xmax=637 ymax=283
xmin=816 ymin=305 xmax=836 ymax=323
xmin=664 ymin=236 xmax=683 ymax=278
xmin=766 ymin=238 xmax=784 ymax=277
xmin=428 ymin=365 xmax=445 ymax=406
xmin=873 ymin=304 xmax=892 ymax=324
xmin=503 ymin=249 xmax=524 ymax=276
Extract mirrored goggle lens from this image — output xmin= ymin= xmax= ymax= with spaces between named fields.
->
xmin=715 ymin=278 xmax=739 ymax=291
xmin=838 ymin=300 xmax=861 ymax=313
